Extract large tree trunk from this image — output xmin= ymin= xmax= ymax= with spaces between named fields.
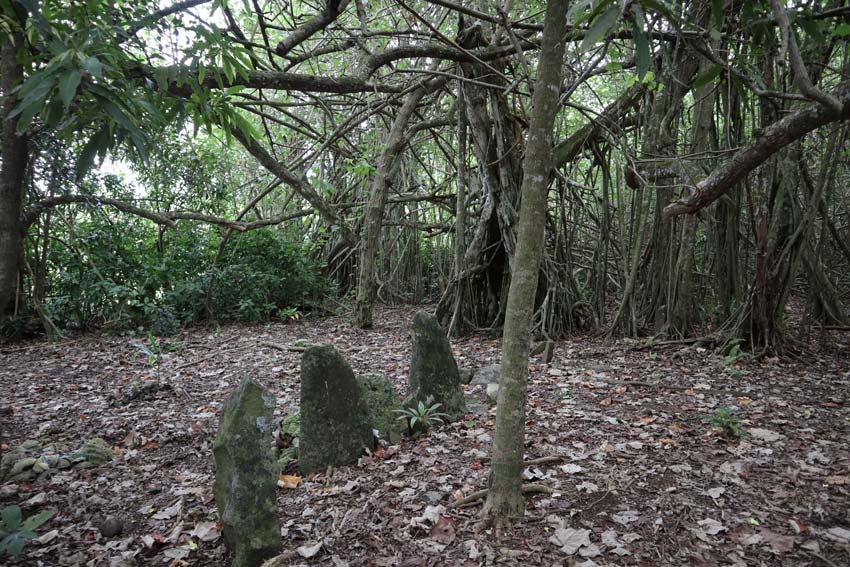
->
xmin=481 ymin=0 xmax=567 ymax=528
xmin=0 ymin=27 xmax=28 ymax=317
xmin=353 ymin=85 xmax=429 ymax=328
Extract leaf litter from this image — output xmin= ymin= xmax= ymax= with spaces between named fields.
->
xmin=0 ymin=306 xmax=849 ymax=565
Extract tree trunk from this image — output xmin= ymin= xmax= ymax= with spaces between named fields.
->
xmin=0 ymin=27 xmax=28 ymax=317
xmin=448 ymin=77 xmax=469 ymax=336
xmin=481 ymin=0 xmax=567 ymax=528
xmin=353 ymin=85 xmax=429 ymax=328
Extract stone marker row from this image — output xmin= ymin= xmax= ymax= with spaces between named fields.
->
xmin=213 ymin=311 xmax=466 ymax=566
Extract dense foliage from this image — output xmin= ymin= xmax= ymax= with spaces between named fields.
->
xmin=43 ymin=218 xmax=326 ymax=335
xmin=0 ymin=0 xmax=846 ymax=352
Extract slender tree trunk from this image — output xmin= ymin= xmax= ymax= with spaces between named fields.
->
xmin=0 ymin=28 xmax=28 ymax=317
xmin=353 ymin=85 xmax=429 ymax=328
xmin=449 ymin=78 xmax=468 ymax=336
xmin=481 ymin=0 xmax=567 ymax=528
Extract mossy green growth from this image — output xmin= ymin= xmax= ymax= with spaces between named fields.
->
xmin=1 ymin=438 xmax=113 ymax=481
xmin=213 ymin=378 xmax=281 ymax=567
xmin=279 ymin=412 xmax=300 ymax=440
xmin=72 ymin=438 xmax=114 ymax=469
xmin=357 ymin=374 xmax=404 ymax=443
xmin=276 ymin=412 xmax=300 ymax=470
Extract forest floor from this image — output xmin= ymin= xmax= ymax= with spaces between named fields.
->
xmin=2 ymin=306 xmax=850 ymax=567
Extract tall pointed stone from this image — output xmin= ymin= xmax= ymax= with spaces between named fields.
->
xmin=213 ymin=378 xmax=281 ymax=567
xmin=300 ymin=345 xmax=374 ymax=473
xmin=406 ymin=311 xmax=466 ymax=420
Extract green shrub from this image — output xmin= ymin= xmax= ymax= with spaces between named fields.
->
xmin=395 ymin=401 xmax=448 ymax=433
xmin=40 ymin=218 xmax=325 ymax=333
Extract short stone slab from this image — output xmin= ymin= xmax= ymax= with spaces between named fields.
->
xmin=405 ymin=311 xmax=466 ymax=420
xmin=213 ymin=378 xmax=281 ymax=567
xmin=470 ymin=365 xmax=501 ymax=385
xmin=300 ymin=346 xmax=375 ymax=473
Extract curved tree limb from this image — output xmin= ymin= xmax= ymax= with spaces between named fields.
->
xmin=22 ymin=194 xmax=313 ymax=231
xmin=274 ymin=0 xmax=350 ymax=58
xmin=664 ymin=82 xmax=850 ymax=218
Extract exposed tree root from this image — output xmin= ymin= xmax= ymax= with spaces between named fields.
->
xmin=452 ymin=483 xmax=556 ymax=508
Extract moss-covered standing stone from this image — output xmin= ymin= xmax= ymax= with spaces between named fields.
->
xmin=213 ymin=378 xmax=281 ymax=567
xmin=357 ymin=374 xmax=404 ymax=443
xmin=299 ymin=346 xmax=374 ymax=474
xmin=405 ymin=311 xmax=466 ymax=420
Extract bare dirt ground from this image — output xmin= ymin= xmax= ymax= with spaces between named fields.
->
xmin=2 ymin=306 xmax=850 ymax=567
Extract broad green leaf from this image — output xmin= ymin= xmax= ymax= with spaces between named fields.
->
xmin=58 ymin=69 xmax=81 ymax=109
xmin=692 ymin=64 xmax=723 ymax=89
xmin=84 ymin=55 xmax=104 ymax=78
xmin=836 ymin=23 xmax=850 ymax=37
xmin=711 ymin=0 xmax=723 ymax=29
xmin=13 ymin=99 xmax=44 ymax=131
xmin=42 ymin=98 xmax=64 ymax=127
xmin=633 ymin=19 xmax=649 ymax=80
xmin=21 ymin=510 xmax=55 ymax=532
xmin=567 ymin=0 xmax=595 ymax=24
xmin=580 ymin=5 xmax=620 ymax=52
xmin=3 ymin=533 xmax=26 ymax=558
xmin=76 ymin=126 xmax=110 ymax=177
xmin=1 ymin=506 xmax=21 ymax=532
xmin=14 ymin=72 xmax=54 ymax=114
xmin=221 ymin=55 xmax=234 ymax=85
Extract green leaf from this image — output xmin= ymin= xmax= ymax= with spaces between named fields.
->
xmin=42 ymin=98 xmax=64 ymax=127
xmin=221 ymin=55 xmax=234 ymax=85
xmin=798 ymin=18 xmax=825 ymax=44
xmin=76 ymin=126 xmax=111 ymax=177
xmin=21 ymin=510 xmax=56 ymax=535
xmin=58 ymin=70 xmax=81 ymax=109
xmin=580 ymin=5 xmax=620 ymax=52
xmin=13 ymin=99 xmax=45 ymax=132
xmin=711 ymin=0 xmax=723 ymax=29
xmin=632 ymin=19 xmax=649 ymax=80
xmin=567 ymin=0 xmax=595 ymax=24
xmin=692 ymin=64 xmax=723 ymax=89
xmin=1 ymin=507 xmax=21 ymax=532
xmin=84 ymin=55 xmax=104 ymax=78
xmin=2 ymin=533 xmax=26 ymax=558
xmin=835 ymin=23 xmax=850 ymax=37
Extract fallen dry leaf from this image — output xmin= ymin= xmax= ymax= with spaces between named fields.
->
xmin=277 ymin=474 xmax=301 ymax=489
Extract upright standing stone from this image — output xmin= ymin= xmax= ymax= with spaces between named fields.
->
xmin=300 ymin=346 xmax=375 ymax=473
xmin=213 ymin=379 xmax=281 ymax=567
xmin=406 ymin=311 xmax=466 ymax=420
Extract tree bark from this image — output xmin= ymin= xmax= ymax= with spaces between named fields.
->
xmin=481 ymin=0 xmax=567 ymax=528
xmin=0 ymin=24 xmax=28 ymax=317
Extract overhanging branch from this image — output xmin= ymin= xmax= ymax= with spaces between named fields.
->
xmin=664 ymin=82 xmax=850 ymax=218
xmin=23 ymin=195 xmax=313 ymax=232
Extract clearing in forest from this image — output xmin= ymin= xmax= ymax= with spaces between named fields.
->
xmin=1 ymin=307 xmax=849 ymax=566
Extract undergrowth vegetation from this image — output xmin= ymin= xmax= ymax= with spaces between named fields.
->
xmin=38 ymin=220 xmax=327 ymax=336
